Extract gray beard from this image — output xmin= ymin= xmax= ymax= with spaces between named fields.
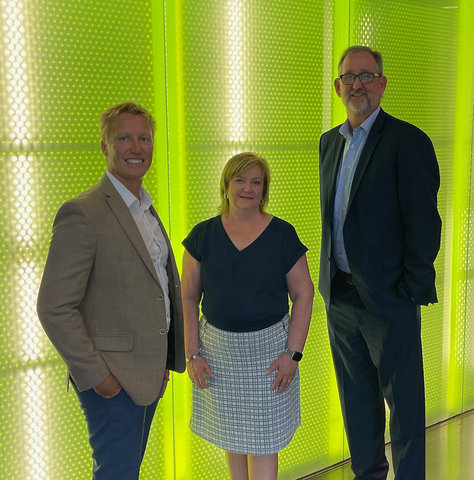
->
xmin=346 ymin=95 xmax=371 ymax=114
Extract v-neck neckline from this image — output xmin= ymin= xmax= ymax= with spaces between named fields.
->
xmin=220 ymin=215 xmax=275 ymax=252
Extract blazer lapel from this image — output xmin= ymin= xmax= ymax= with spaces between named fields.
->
xmin=327 ymin=133 xmax=345 ymax=228
xmin=347 ymin=109 xmax=385 ymax=212
xmin=149 ymin=204 xmax=179 ymax=284
xmin=149 ymin=205 xmax=175 ymax=266
xmin=100 ymin=174 xmax=161 ymax=285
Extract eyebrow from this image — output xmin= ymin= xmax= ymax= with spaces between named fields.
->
xmin=115 ymin=131 xmax=152 ymax=137
xmin=341 ymin=69 xmax=372 ymax=74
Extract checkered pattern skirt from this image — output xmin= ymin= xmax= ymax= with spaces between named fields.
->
xmin=190 ymin=314 xmax=301 ymax=455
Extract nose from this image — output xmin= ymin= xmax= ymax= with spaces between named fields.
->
xmin=130 ymin=137 xmax=142 ymax=153
xmin=353 ymin=75 xmax=364 ymax=89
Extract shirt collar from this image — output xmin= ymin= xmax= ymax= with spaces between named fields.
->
xmin=106 ymin=171 xmax=153 ymax=210
xmin=339 ymin=106 xmax=381 ymax=141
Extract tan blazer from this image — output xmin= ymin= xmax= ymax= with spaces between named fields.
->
xmin=37 ymin=173 xmax=185 ymax=406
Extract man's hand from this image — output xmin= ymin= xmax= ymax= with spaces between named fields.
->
xmin=94 ymin=374 xmax=122 ymax=399
xmin=161 ymin=369 xmax=170 ymax=398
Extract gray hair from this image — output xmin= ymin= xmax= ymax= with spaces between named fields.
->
xmin=338 ymin=46 xmax=383 ymax=75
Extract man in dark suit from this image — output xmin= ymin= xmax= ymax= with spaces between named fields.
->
xmin=37 ymin=101 xmax=185 ymax=479
xmin=318 ymin=46 xmax=441 ymax=479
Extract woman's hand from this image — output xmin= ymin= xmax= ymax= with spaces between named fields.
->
xmin=187 ymin=355 xmax=215 ymax=389
xmin=266 ymin=354 xmax=298 ymax=395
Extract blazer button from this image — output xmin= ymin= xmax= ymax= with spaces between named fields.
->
xmin=157 ymin=294 xmax=163 ymax=300
xmin=159 ymin=328 xmax=166 ymax=335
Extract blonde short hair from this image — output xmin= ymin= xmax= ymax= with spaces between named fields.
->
xmin=99 ymin=100 xmax=156 ymax=145
xmin=218 ymin=152 xmax=271 ymax=216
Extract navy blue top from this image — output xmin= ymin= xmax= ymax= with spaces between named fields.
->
xmin=182 ymin=215 xmax=308 ymax=332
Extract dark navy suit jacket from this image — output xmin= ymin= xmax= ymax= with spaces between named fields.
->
xmin=318 ymin=108 xmax=441 ymax=321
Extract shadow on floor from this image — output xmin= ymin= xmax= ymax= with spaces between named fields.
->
xmin=302 ymin=410 xmax=474 ymax=480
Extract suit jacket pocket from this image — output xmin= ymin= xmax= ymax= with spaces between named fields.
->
xmin=90 ymin=335 xmax=134 ymax=352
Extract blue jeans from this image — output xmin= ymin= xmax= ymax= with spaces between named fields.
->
xmin=72 ymin=383 xmax=159 ymax=480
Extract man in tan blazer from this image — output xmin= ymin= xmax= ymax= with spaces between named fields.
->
xmin=37 ymin=101 xmax=185 ymax=480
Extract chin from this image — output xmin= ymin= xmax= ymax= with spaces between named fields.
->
xmin=348 ymin=99 xmax=371 ymax=114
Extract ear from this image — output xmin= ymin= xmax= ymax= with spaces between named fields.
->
xmin=334 ymin=77 xmax=342 ymax=98
xmin=378 ymin=75 xmax=387 ymax=96
xmin=101 ymin=141 xmax=108 ymax=156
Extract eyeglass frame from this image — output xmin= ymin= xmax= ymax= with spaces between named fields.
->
xmin=338 ymin=72 xmax=381 ymax=85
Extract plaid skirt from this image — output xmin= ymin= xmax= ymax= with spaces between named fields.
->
xmin=190 ymin=314 xmax=301 ymax=455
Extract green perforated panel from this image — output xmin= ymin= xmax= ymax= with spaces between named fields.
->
xmin=462 ymin=67 xmax=474 ymax=411
xmin=349 ymin=0 xmax=458 ymax=426
xmin=169 ymin=1 xmax=338 ymax=478
xmin=0 ymin=0 xmax=163 ymax=479
xmin=0 ymin=0 xmax=473 ymax=479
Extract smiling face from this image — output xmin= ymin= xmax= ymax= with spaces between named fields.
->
xmin=335 ymin=51 xmax=387 ymax=128
xmin=226 ymin=165 xmax=264 ymax=214
xmin=101 ymin=113 xmax=153 ymax=194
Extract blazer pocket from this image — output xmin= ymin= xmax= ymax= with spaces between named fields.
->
xmin=383 ymin=253 xmax=403 ymax=271
xmin=90 ymin=335 xmax=134 ymax=352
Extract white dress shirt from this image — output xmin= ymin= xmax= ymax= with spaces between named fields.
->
xmin=106 ymin=171 xmax=171 ymax=330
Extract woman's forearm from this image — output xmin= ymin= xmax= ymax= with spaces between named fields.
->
xmin=286 ymin=295 xmax=313 ymax=352
xmin=183 ymin=299 xmax=201 ymax=357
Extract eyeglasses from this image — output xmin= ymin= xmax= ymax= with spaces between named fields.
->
xmin=339 ymin=72 xmax=380 ymax=85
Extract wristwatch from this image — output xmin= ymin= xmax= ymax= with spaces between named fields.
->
xmin=284 ymin=348 xmax=303 ymax=362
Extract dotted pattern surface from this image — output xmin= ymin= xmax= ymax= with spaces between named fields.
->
xmin=350 ymin=0 xmax=457 ymax=426
xmin=463 ymin=78 xmax=474 ymax=408
xmin=0 ymin=0 xmax=472 ymax=479
xmin=0 ymin=0 xmax=162 ymax=479
xmin=176 ymin=0 xmax=329 ymax=477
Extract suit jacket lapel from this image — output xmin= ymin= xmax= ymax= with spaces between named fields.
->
xmin=149 ymin=205 xmax=180 ymax=291
xmin=327 ymin=133 xmax=345 ymax=228
xmin=149 ymin=204 xmax=176 ymax=271
xmin=347 ymin=108 xmax=385 ymax=213
xmin=100 ymin=174 xmax=161 ymax=285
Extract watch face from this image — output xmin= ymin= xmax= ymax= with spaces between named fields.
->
xmin=286 ymin=348 xmax=303 ymax=362
xmin=292 ymin=351 xmax=303 ymax=362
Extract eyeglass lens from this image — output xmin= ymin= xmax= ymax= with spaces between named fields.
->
xmin=341 ymin=72 xmax=375 ymax=85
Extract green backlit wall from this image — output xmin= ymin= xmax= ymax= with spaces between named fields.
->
xmin=0 ymin=0 xmax=473 ymax=479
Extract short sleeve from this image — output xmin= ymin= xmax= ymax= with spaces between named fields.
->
xmin=182 ymin=226 xmax=201 ymax=261
xmin=280 ymin=220 xmax=308 ymax=273
xmin=182 ymin=218 xmax=213 ymax=262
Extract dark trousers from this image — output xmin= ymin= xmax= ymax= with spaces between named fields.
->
xmin=72 ymin=383 xmax=159 ymax=480
xmin=327 ymin=273 xmax=425 ymax=480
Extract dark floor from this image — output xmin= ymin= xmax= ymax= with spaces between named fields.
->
xmin=304 ymin=410 xmax=474 ymax=480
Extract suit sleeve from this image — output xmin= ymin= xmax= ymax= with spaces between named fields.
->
xmin=397 ymin=128 xmax=442 ymax=305
xmin=37 ymin=201 xmax=111 ymax=390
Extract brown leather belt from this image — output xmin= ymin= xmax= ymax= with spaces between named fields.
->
xmin=337 ymin=268 xmax=354 ymax=285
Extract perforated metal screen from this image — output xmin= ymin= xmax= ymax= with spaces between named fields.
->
xmin=0 ymin=0 xmax=473 ymax=479
xmin=349 ymin=0 xmax=459 ymax=426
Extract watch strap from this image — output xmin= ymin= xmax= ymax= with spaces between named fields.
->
xmin=284 ymin=348 xmax=303 ymax=362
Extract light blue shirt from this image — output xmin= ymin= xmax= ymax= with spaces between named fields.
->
xmin=106 ymin=171 xmax=171 ymax=330
xmin=332 ymin=107 xmax=380 ymax=273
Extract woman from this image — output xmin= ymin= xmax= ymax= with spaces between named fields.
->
xmin=181 ymin=152 xmax=314 ymax=480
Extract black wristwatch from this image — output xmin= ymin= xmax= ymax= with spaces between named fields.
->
xmin=284 ymin=348 xmax=303 ymax=362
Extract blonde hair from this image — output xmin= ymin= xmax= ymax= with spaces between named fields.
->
xmin=218 ymin=152 xmax=271 ymax=216
xmin=99 ymin=100 xmax=156 ymax=145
